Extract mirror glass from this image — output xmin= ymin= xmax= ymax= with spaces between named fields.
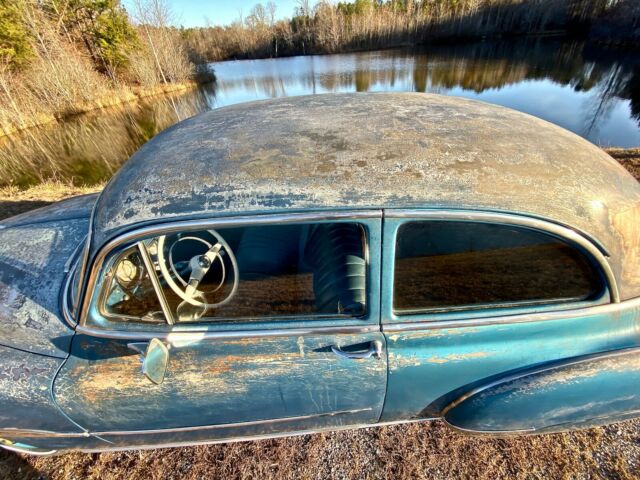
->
xmin=142 ymin=338 xmax=169 ymax=384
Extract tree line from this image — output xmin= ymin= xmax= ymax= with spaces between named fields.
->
xmin=182 ymin=0 xmax=640 ymax=62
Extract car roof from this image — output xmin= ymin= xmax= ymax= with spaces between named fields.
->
xmin=90 ymin=92 xmax=640 ymax=299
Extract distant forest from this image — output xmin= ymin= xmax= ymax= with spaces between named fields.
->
xmin=182 ymin=0 xmax=640 ymax=62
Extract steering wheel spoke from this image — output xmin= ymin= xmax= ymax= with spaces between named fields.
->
xmin=156 ymin=230 xmax=239 ymax=314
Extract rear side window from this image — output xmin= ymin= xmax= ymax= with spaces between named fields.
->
xmin=394 ymin=221 xmax=603 ymax=314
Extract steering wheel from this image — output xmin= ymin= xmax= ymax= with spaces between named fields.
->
xmin=156 ymin=229 xmax=239 ymax=313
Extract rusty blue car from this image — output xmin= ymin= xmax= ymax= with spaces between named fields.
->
xmin=1 ymin=93 xmax=640 ymax=455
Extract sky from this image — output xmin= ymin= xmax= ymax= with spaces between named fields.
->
xmin=122 ymin=0 xmax=300 ymax=27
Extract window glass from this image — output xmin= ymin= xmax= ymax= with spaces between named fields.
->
xmin=394 ymin=221 xmax=603 ymax=313
xmin=101 ymin=222 xmax=367 ymax=323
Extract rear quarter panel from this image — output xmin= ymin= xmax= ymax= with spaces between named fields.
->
xmin=444 ymin=346 xmax=640 ymax=434
xmin=382 ymin=298 xmax=640 ymax=431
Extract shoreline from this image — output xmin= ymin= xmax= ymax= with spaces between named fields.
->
xmin=0 ymin=79 xmax=212 ymax=138
xmin=0 ymin=148 xmax=637 ymax=222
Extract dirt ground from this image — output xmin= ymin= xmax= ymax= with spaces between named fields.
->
xmin=0 ymin=148 xmax=639 ymax=480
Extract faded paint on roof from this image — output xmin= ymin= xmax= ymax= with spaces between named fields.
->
xmin=91 ymin=93 xmax=640 ymax=299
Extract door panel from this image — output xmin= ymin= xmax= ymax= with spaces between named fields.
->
xmin=380 ymin=215 xmax=640 ymax=430
xmin=54 ymin=332 xmax=386 ymax=443
xmin=55 ymin=216 xmax=385 ymax=446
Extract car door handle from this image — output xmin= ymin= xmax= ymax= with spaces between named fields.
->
xmin=331 ymin=340 xmax=383 ymax=360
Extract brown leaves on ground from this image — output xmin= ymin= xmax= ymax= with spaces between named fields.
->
xmin=0 ymin=151 xmax=639 ymax=479
xmin=607 ymin=148 xmax=640 ymax=180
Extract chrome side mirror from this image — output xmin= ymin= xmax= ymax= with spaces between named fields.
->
xmin=141 ymin=338 xmax=170 ymax=385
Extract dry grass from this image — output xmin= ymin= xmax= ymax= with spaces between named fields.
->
xmin=607 ymin=148 xmax=640 ymax=179
xmin=0 ymin=0 xmax=198 ymax=137
xmin=0 ymin=180 xmax=102 ymax=220
xmin=0 ymin=150 xmax=638 ymax=479
xmin=2 ymin=420 xmax=639 ymax=479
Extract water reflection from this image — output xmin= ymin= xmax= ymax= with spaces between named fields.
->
xmin=211 ymin=39 xmax=640 ymax=147
xmin=1 ymin=37 xmax=639 ymax=187
xmin=0 ymin=84 xmax=216 ymax=187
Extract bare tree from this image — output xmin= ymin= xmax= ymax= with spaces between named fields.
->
xmin=129 ymin=0 xmax=193 ymax=83
xmin=267 ymin=1 xmax=277 ymax=27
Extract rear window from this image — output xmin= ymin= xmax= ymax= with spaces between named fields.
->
xmin=393 ymin=221 xmax=603 ymax=314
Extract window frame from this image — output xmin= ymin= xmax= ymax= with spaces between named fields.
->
xmin=76 ymin=211 xmax=382 ymax=336
xmin=382 ymin=209 xmax=616 ymax=326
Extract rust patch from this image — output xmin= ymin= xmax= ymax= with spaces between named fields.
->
xmin=389 ymin=350 xmax=489 ymax=370
xmin=611 ymin=200 xmax=640 ymax=299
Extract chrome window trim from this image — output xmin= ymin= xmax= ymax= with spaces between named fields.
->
xmin=383 ymin=295 xmax=640 ymax=333
xmin=75 ymin=323 xmax=379 ymax=342
xmin=73 ymin=194 xmax=100 ymax=314
xmin=96 ymin=221 xmax=372 ymax=327
xmin=386 ymin=208 xmax=611 ymax=256
xmin=78 ymin=210 xmax=382 ymax=334
xmin=137 ymin=242 xmax=176 ymax=325
xmin=385 ymin=209 xmax=619 ymax=305
xmin=60 ymin=258 xmax=80 ymax=328
xmin=64 ymin=235 xmax=87 ymax=274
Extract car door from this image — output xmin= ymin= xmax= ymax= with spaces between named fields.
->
xmin=380 ymin=210 xmax=640 ymax=433
xmin=54 ymin=213 xmax=386 ymax=448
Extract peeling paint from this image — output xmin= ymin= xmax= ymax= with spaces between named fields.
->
xmin=55 ymin=333 xmax=387 ymax=434
xmin=0 ymin=345 xmax=82 ymax=433
xmin=0 ymin=218 xmax=88 ymax=357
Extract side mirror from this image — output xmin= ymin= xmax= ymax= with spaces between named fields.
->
xmin=142 ymin=338 xmax=170 ymax=385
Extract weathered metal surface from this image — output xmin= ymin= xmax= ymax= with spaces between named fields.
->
xmin=381 ymin=297 xmax=640 ymax=424
xmin=0 ymin=218 xmax=89 ymax=357
xmin=0 ymin=345 xmax=85 ymax=448
xmin=54 ymin=332 xmax=387 ymax=445
xmin=443 ymin=347 xmax=640 ymax=433
xmin=90 ymin=93 xmax=640 ymax=299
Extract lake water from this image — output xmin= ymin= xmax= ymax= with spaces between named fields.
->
xmin=2 ymin=37 xmax=639 ymax=187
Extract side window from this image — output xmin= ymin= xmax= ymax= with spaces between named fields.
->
xmin=393 ymin=221 xmax=604 ymax=314
xmin=98 ymin=222 xmax=367 ymax=323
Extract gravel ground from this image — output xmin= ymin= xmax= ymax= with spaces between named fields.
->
xmin=0 ymin=148 xmax=639 ymax=480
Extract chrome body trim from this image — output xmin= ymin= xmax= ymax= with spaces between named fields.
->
xmin=441 ymin=417 xmax=536 ymax=436
xmin=383 ymin=296 xmax=640 ymax=333
xmin=384 ymin=209 xmax=619 ymax=303
xmin=77 ymin=418 xmax=436 ymax=454
xmin=0 ymin=428 xmax=90 ymax=439
xmin=75 ymin=323 xmax=379 ymax=341
xmin=79 ymin=210 xmax=381 ymax=328
xmin=92 ymin=408 xmax=373 ymax=436
xmin=0 ymin=444 xmax=58 ymax=456
xmin=440 ymin=345 xmax=640 ymax=418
